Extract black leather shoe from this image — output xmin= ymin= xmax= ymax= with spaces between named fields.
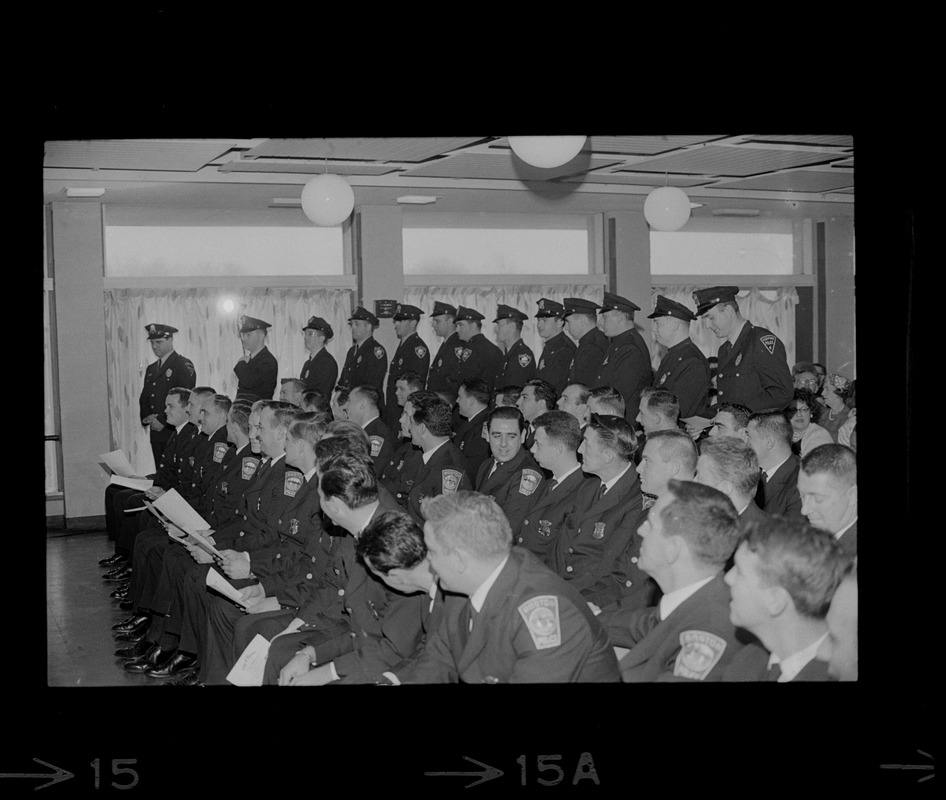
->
xmin=103 ymin=565 xmax=133 ymax=582
xmin=124 ymin=644 xmax=172 ymax=673
xmin=113 ymin=628 xmax=147 ymax=644
xmin=115 ymin=639 xmax=153 ymax=659
xmin=112 ymin=613 xmax=150 ymax=632
xmin=99 ymin=553 xmax=127 ymax=567
xmin=165 ymin=670 xmax=202 ymax=686
xmin=109 ymin=583 xmax=131 ymax=599
xmin=118 ymin=598 xmax=136 ymax=610
xmin=146 ymin=652 xmax=197 ymax=678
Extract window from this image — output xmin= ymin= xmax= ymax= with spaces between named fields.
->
xmin=650 ymin=220 xmax=794 ymax=275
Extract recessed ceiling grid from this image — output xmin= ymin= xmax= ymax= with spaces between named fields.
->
xmin=710 ymin=170 xmax=855 ymax=193
xmin=744 ymin=134 xmax=853 ymax=148
xmin=561 ymin=173 xmax=715 ymax=187
xmin=243 ymin=137 xmax=489 ymax=163
xmin=44 ymin=140 xmax=233 ymax=172
xmin=219 ymin=161 xmax=400 ymax=176
xmin=613 ymin=144 xmax=848 ymax=177
xmin=401 ymin=153 xmax=622 ymax=181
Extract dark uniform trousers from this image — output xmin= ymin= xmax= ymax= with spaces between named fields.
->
xmin=234 ymin=345 xmax=278 ymax=402
xmin=474 ymin=448 xmax=545 ymax=536
xmin=495 ymin=338 xmax=536 ymax=390
xmin=567 ymin=327 xmax=610 ymax=389
xmin=721 ymin=640 xmax=834 ymax=682
xmin=516 ymin=468 xmax=591 ymax=561
xmin=383 ymin=331 xmax=430 ymax=431
xmin=139 ymin=350 xmax=197 ymax=467
xmin=300 ymin=347 xmax=338 ymax=397
xmin=652 ymin=338 xmax=711 ymax=419
xmin=535 ymin=331 xmax=577 ymax=394
xmin=550 ymin=465 xmax=656 ymax=610
xmin=406 ymin=441 xmax=473 ymax=527
xmin=713 ymin=322 xmax=793 ymax=414
xmin=455 ymin=333 xmax=503 ymax=394
xmin=401 ymin=548 xmax=621 ymax=683
xmin=338 ymin=336 xmax=387 ymax=395
xmin=364 ymin=417 xmax=397 ymax=478
xmin=598 ymin=573 xmax=747 ymax=682
xmin=452 ymin=407 xmax=490 ymax=484
xmin=379 ymin=441 xmax=423 ymax=509
xmin=426 ymin=331 xmax=463 ymax=396
xmin=594 ymin=327 xmax=653 ymax=424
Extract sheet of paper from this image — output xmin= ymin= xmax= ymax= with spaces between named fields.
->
xmin=151 ymin=489 xmax=209 ymax=533
xmin=100 ymin=449 xmax=137 ymax=477
xmin=206 ymin=568 xmax=249 ymax=608
xmin=186 ymin=529 xmax=224 ymax=559
xmin=109 ymin=475 xmax=153 ymax=491
xmin=226 ymin=634 xmax=270 ymax=686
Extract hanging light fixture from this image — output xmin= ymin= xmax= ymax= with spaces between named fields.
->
xmin=643 ymin=185 xmax=692 ymax=231
xmin=300 ymin=166 xmax=355 ymax=227
xmin=508 ymin=136 xmax=586 ymax=169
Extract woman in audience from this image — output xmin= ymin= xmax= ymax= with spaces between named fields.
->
xmin=785 ymin=388 xmax=833 ymax=457
xmin=820 ymin=374 xmax=854 ymax=442
xmin=836 ymin=379 xmax=856 ymax=450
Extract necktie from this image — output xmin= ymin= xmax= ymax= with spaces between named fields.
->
xmin=766 ymin=661 xmax=782 ymax=682
xmin=595 ymin=482 xmax=608 ymax=502
xmin=487 ymin=460 xmax=500 ymax=480
xmin=755 ymin=469 xmax=766 ymax=505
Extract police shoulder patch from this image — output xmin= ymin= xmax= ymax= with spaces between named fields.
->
xmin=284 ymin=471 xmax=304 ymax=497
xmin=185 ymin=361 xmax=195 ymax=376
xmin=673 ymin=630 xmax=727 ymax=680
xmin=518 ymin=353 xmax=532 ymax=368
xmin=213 ymin=442 xmax=228 ymax=463
xmin=241 ymin=457 xmax=259 ymax=480
xmin=454 ymin=346 xmax=465 ymax=360
xmin=375 ymin=346 xmax=385 ymax=360
xmin=759 ymin=335 xmax=777 ymax=356
xmin=519 ymin=469 xmax=542 ymax=496
xmin=461 ymin=348 xmax=472 ymax=363
xmin=415 ymin=346 xmax=426 ymax=359
xmin=369 ymin=435 xmax=383 ymax=458
xmin=518 ymin=595 xmax=562 ymax=650
xmin=441 ymin=469 xmax=463 ymax=494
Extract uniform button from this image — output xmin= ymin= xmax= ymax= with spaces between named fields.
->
xmin=350 ymin=632 xmax=357 ymax=638
xmin=278 ymin=519 xmax=282 ymax=524
xmin=311 ymin=557 xmax=316 ymax=563
xmin=517 ymin=536 xmax=523 ymax=543
xmin=718 ymin=391 xmax=723 ymax=396
xmin=718 ymin=374 xmax=723 ymax=379
xmin=334 ymin=569 xmax=340 ymax=575
xmin=568 ymin=547 xmax=574 ymax=554
xmin=735 ymin=372 xmax=740 ymax=377
xmin=566 ymin=566 xmax=574 ymax=573
xmin=306 ymin=573 xmax=313 ymax=580
xmin=631 ymin=556 xmax=638 ymax=564
xmin=523 ymin=520 xmax=530 ymax=526
xmin=275 ymin=553 xmax=281 ymax=559
xmin=238 ymin=531 xmax=244 ymax=537
xmin=338 ymin=589 xmax=345 ymax=596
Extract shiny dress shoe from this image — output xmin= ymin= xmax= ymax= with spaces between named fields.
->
xmin=112 ymin=613 xmax=150 ymax=632
xmin=109 ymin=583 xmax=131 ymax=599
xmin=98 ymin=553 xmax=127 ymax=567
xmin=146 ymin=651 xmax=197 ymax=678
xmin=115 ymin=639 xmax=153 ymax=660
xmin=118 ymin=598 xmax=136 ymax=610
xmin=124 ymin=644 xmax=172 ymax=673
xmin=103 ymin=564 xmax=133 ymax=582
xmin=165 ymin=670 xmax=202 ymax=686
xmin=113 ymin=626 xmax=148 ymax=643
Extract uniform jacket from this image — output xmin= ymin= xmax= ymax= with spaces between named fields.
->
xmin=714 ymin=322 xmax=793 ymax=413
xmin=535 ymin=331 xmax=577 ymax=394
xmin=452 ymin=407 xmax=491 ymax=483
xmin=756 ymin=455 xmax=803 ymax=521
xmin=154 ymin=422 xmax=201 ymax=492
xmin=139 ymin=350 xmax=197 ymax=444
xmin=406 ymin=441 xmax=473 ymax=527
xmin=599 ymin=573 xmax=746 ymax=682
xmin=427 ymin=331 xmax=463 ymax=395
xmin=837 ymin=520 xmax=857 ymax=560
xmin=516 ymin=467 xmax=591 ymax=562
xmin=364 ymin=417 xmax=397 ymax=477
xmin=550 ymin=465 xmax=656 ymax=609
xmin=385 ymin=331 xmax=430 ymax=409
xmin=568 ymin=327 xmax=610 ymax=389
xmin=204 ymin=444 xmax=261 ymax=529
xmin=402 ymin=547 xmax=621 ymax=684
xmin=456 ymin=333 xmax=504 ymax=393
xmin=234 ymin=345 xmax=278 ymax=402
xmin=339 ymin=335 xmax=387 ymax=395
xmin=300 ymin=347 xmax=338 ymax=398
xmin=722 ymin=639 xmax=834 ymax=682
xmin=379 ymin=440 xmax=423 ymax=509
xmin=474 ymin=448 xmax=545 ymax=535
xmin=186 ymin=426 xmax=230 ymax=509
xmin=653 ymin=338 xmax=711 ymax=419
xmin=496 ymin=338 xmax=536 ymax=389
xmin=595 ymin=327 xmax=653 ymax=423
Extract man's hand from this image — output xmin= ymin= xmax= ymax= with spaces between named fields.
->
xmin=142 ymin=414 xmax=156 ymax=426
xmin=239 ymin=584 xmax=265 ymax=605
xmin=246 ymin=597 xmax=281 ymax=615
xmin=149 ymin=418 xmax=166 ymax=432
xmin=278 ymin=653 xmax=312 ymax=686
xmin=145 ymin=486 xmax=166 ymax=501
xmin=220 ymin=549 xmax=251 ymax=579
xmin=290 ymin=663 xmax=335 ymax=686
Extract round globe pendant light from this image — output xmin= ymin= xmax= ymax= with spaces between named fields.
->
xmin=643 ymin=186 xmax=692 ymax=231
xmin=508 ymin=136 xmax=586 ymax=169
xmin=301 ymin=174 xmax=355 ymax=226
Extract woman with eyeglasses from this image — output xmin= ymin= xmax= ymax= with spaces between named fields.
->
xmin=784 ymin=388 xmax=833 ymax=457
xmin=820 ymin=374 xmax=855 ymax=443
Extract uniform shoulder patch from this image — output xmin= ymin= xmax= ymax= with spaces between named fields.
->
xmin=454 ymin=346 xmax=466 ymax=360
xmin=441 ymin=469 xmax=463 ymax=494
xmin=284 ymin=471 xmax=304 ymax=497
xmin=374 ymin=346 xmax=385 ymax=360
xmin=519 ymin=469 xmax=542 ymax=496
xmin=185 ymin=360 xmax=195 ymax=376
xmin=415 ymin=346 xmax=427 ymax=359
xmin=759 ymin=334 xmax=777 ymax=355
xmin=241 ymin=457 xmax=259 ymax=480
xmin=461 ymin=348 xmax=472 ymax=363
xmin=213 ymin=442 xmax=228 ymax=463
xmin=369 ymin=435 xmax=384 ymax=458
xmin=518 ymin=353 xmax=532 ymax=368
xmin=673 ymin=630 xmax=727 ymax=680
xmin=518 ymin=595 xmax=562 ymax=650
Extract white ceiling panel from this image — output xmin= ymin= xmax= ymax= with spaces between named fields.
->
xmin=618 ymin=144 xmax=848 ymax=177
xmin=744 ymin=134 xmax=853 ymax=148
xmin=219 ymin=160 xmax=399 ymax=176
xmin=402 ymin=153 xmax=622 ymax=181
xmin=243 ymin=138 xmax=489 ymax=162
xmin=44 ymin=140 xmax=234 ymax=171
xmin=711 ymin=171 xmax=855 ymax=193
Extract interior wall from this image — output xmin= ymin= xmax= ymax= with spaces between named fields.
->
xmin=822 ymin=217 xmax=856 ymax=376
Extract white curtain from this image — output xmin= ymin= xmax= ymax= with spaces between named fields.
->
xmin=104 ymin=286 xmax=353 ymax=473
xmin=649 ymin=286 xmax=799 ymax=369
xmin=403 ymin=283 xmax=605 ymax=365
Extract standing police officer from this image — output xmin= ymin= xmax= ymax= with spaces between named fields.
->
xmin=234 ymin=315 xmax=278 ymax=402
xmin=534 ymin=298 xmax=577 ymax=394
xmin=139 ymin=323 xmax=197 ymax=468
xmin=454 ymin=306 xmax=504 ymax=394
xmin=564 ymin=297 xmax=609 ymax=389
xmin=595 ymin=292 xmax=653 ymax=425
xmin=494 ymin=304 xmax=536 ymax=389
xmin=426 ymin=301 xmax=463 ymax=397
xmin=300 ymin=316 xmax=338 ymax=398
xmin=339 ymin=306 xmax=388 ymax=396
xmin=647 ymin=295 xmax=711 ymax=420
xmin=384 ymin=304 xmax=430 ymax=432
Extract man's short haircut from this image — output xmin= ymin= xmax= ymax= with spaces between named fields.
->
xmin=642 ymin=387 xmax=680 ymax=423
xmin=333 ymin=387 xmax=351 ymax=407
xmin=647 ymin=429 xmax=699 ymax=475
xmin=288 ymin=411 xmax=329 ymax=449
xmin=250 ymin=399 xmax=267 ymax=414
xmin=356 ymin=510 xmax=427 ymax=573
xmin=661 ymin=479 xmax=741 ymax=568
xmin=749 ymin=411 xmax=794 ymax=449
xmin=350 ymin=384 xmax=382 ymax=412
xmin=410 ymin=393 xmax=454 ymax=437
xmin=259 ymin=401 xmax=301 ymax=431
xmin=495 ymin=385 xmax=522 ymax=406
xmin=716 ymin=402 xmax=752 ymax=430
xmin=532 ymin=410 xmax=582 ymax=452
xmin=319 ymin=453 xmax=379 ymax=509
xmin=524 ymin=379 xmax=558 ymax=411
xmin=191 ymin=385 xmax=217 ymax=400
xmin=227 ymin=402 xmax=251 ymax=434
xmin=168 ymin=387 xmax=192 ymax=405
xmin=743 ymin=515 xmax=848 ymax=619
xmin=587 ymin=413 xmax=638 ymax=461
xmin=406 ymin=389 xmax=439 ymax=408
xmin=280 ymin=377 xmax=306 ymax=393
xmin=316 ymin=422 xmax=371 ymax=468
xmin=459 ymin=378 xmax=491 ymax=407
xmin=487 ymin=405 xmax=527 ymax=433
xmin=207 ymin=394 xmax=233 ymax=417
xmin=301 ymin=389 xmax=331 ymax=414
xmin=396 ymin=371 xmax=425 ymax=393
xmin=564 ymin=383 xmax=591 ymax=406
xmin=800 ymin=443 xmax=857 ymax=489
xmin=588 ymin=385 xmax=626 ymax=416
xmin=698 ymin=437 xmax=760 ymax=498
xmin=421 ymin=490 xmax=511 ymax=560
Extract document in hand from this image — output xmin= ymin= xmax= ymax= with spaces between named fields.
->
xmin=100 ymin=449 xmax=138 ymax=477
xmin=226 ymin=635 xmax=271 ymax=686
xmin=109 ymin=475 xmax=153 ymax=491
xmin=206 ymin=568 xmax=250 ymax=608
xmin=151 ymin=489 xmax=210 ymax=533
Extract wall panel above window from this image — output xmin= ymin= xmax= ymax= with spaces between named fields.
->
xmin=650 ymin=219 xmax=794 ymax=276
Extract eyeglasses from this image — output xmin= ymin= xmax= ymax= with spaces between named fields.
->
xmin=789 ymin=406 xmax=810 ymax=415
xmin=795 ymin=378 xmax=818 ymax=388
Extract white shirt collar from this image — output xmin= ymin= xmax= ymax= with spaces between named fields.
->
xmin=422 ymin=439 xmax=448 ymax=464
xmin=602 ymin=461 xmax=634 ymax=494
xmin=764 ymin=454 xmax=791 ymax=482
xmin=767 ymin=631 xmax=828 ymax=682
xmin=355 ymin=501 xmax=381 ymax=537
xmin=658 ymin=575 xmax=715 ymax=621
xmin=551 ymin=463 xmax=582 ymax=486
xmin=470 ymin=555 xmax=510 ymax=613
xmin=361 ymin=415 xmax=379 ymax=430
xmin=835 ymin=516 xmax=857 ymax=539
xmin=174 ymin=422 xmax=187 ymax=434
xmin=303 ymin=466 xmax=318 ymax=483
xmin=269 ymin=452 xmax=285 ymax=466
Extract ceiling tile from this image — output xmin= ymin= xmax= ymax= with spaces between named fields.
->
xmin=617 ymin=144 xmax=847 ymax=177
xmin=743 ymin=134 xmax=853 ymax=148
xmin=219 ymin=161 xmax=399 ymax=176
xmin=711 ymin=170 xmax=855 ymax=193
xmin=243 ymin=138 xmax=490 ymax=162
xmin=401 ymin=153 xmax=621 ymax=181
xmin=44 ymin=140 xmax=233 ymax=172
xmin=562 ymin=172 xmax=714 ymax=187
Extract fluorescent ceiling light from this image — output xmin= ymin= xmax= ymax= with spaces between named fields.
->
xmin=397 ymin=195 xmax=438 ymax=205
xmin=64 ymin=187 xmax=106 ymax=198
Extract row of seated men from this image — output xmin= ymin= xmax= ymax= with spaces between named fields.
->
xmin=98 ymin=377 xmax=857 ymax=684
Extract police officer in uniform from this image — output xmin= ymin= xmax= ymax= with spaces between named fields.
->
xmin=595 ymin=292 xmax=653 ymax=425
xmin=494 ymin=304 xmax=536 ymax=389
xmin=426 ymin=301 xmax=463 ymax=396
xmin=383 ymin=304 xmax=430 ymax=432
xmin=338 ymin=306 xmax=388 ymax=396
xmin=534 ymin=298 xmax=577 ymax=394
xmin=647 ymin=295 xmax=711 ymax=420
xmin=454 ymin=306 xmax=504 ymax=394
xmin=563 ymin=297 xmax=610 ymax=389
xmin=693 ymin=286 xmax=793 ymax=415
xmin=234 ymin=315 xmax=278 ymax=402
xmin=300 ymin=316 xmax=338 ymax=398
xmin=139 ymin=323 xmax=197 ymax=468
